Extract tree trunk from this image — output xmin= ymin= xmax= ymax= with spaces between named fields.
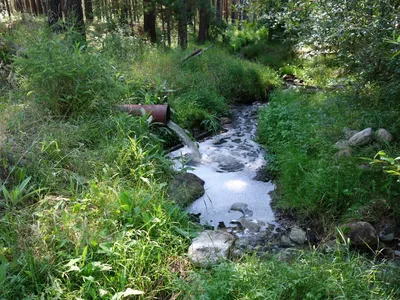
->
xmin=177 ymin=1 xmax=187 ymax=49
xmin=64 ymin=0 xmax=86 ymax=39
xmin=30 ymin=0 xmax=38 ymax=15
xmin=224 ymin=0 xmax=228 ymax=21
xmin=2 ymin=0 xmax=11 ymax=17
xmin=161 ymin=4 xmax=166 ymax=46
xmin=84 ymin=0 xmax=93 ymax=21
xmin=143 ymin=0 xmax=156 ymax=43
xmin=16 ymin=0 xmax=24 ymax=12
xmin=198 ymin=7 xmax=207 ymax=44
xmin=231 ymin=0 xmax=237 ymax=23
xmin=36 ymin=0 xmax=44 ymax=14
xmin=47 ymin=0 xmax=61 ymax=26
xmin=167 ymin=7 xmax=171 ymax=47
xmin=216 ymin=0 xmax=221 ymax=21
xmin=24 ymin=0 xmax=31 ymax=13
xmin=128 ymin=0 xmax=134 ymax=34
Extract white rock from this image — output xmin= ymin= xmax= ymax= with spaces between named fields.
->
xmin=349 ymin=128 xmax=373 ymax=147
xmin=289 ymin=227 xmax=307 ymax=244
xmin=375 ymin=128 xmax=393 ymax=143
xmin=188 ymin=230 xmax=235 ymax=268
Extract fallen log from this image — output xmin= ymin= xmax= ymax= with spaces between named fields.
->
xmin=181 ymin=44 xmax=214 ymax=63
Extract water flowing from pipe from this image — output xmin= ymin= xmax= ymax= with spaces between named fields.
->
xmin=167 ymin=120 xmax=202 ymax=164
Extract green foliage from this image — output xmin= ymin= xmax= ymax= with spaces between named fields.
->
xmin=128 ymin=44 xmax=281 ymax=131
xmin=370 ymin=151 xmax=400 ymax=182
xmin=178 ymin=249 xmax=400 ymax=299
xmin=225 ymin=22 xmax=269 ymax=53
xmin=1 ymin=176 xmax=33 ymax=209
xmin=258 ymin=89 xmax=400 ymax=221
xmin=13 ymin=30 xmax=121 ymax=116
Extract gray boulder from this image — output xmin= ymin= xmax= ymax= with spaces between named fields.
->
xmin=167 ymin=173 xmax=205 ymax=207
xmin=289 ymin=227 xmax=307 ymax=244
xmin=334 ymin=140 xmax=350 ymax=150
xmin=322 ymin=240 xmax=340 ymax=253
xmin=375 ymin=128 xmax=393 ymax=143
xmin=349 ymin=128 xmax=373 ymax=147
xmin=188 ymin=230 xmax=235 ymax=268
xmin=230 ymin=203 xmax=253 ymax=217
xmin=276 ymin=248 xmax=301 ymax=262
xmin=220 ymin=117 xmax=232 ymax=125
xmin=343 ymin=128 xmax=359 ymax=140
xmin=379 ymin=224 xmax=395 ymax=242
xmin=341 ymin=221 xmax=377 ymax=246
xmin=280 ymin=235 xmax=295 ymax=247
xmin=239 ymin=218 xmax=265 ymax=232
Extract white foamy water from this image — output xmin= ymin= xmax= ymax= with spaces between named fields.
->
xmin=170 ymin=104 xmax=275 ymax=228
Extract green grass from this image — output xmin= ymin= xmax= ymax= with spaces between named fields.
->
xmin=258 ymin=85 xmax=400 ymax=224
xmin=177 ymin=249 xmax=400 ymax=299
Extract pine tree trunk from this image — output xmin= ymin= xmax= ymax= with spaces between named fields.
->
xmin=224 ymin=0 xmax=228 ymax=21
xmin=216 ymin=0 xmax=221 ymax=21
xmin=178 ymin=3 xmax=187 ymax=49
xmin=16 ymin=0 xmax=24 ymax=12
xmin=64 ymin=0 xmax=86 ymax=39
xmin=36 ymin=0 xmax=43 ymax=14
xmin=84 ymin=0 xmax=93 ymax=21
xmin=3 ymin=0 xmax=11 ymax=17
xmin=231 ymin=0 xmax=237 ymax=23
xmin=198 ymin=7 xmax=207 ymax=44
xmin=24 ymin=0 xmax=31 ymax=13
xmin=30 ymin=0 xmax=38 ymax=15
xmin=161 ymin=4 xmax=166 ymax=46
xmin=47 ymin=0 xmax=61 ymax=26
xmin=128 ymin=0 xmax=134 ymax=34
xmin=167 ymin=8 xmax=171 ymax=47
xmin=143 ymin=0 xmax=156 ymax=43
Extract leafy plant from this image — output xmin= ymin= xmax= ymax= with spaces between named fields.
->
xmin=369 ymin=151 xmax=400 ymax=182
xmin=1 ymin=176 xmax=33 ymax=208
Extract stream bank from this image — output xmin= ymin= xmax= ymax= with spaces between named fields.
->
xmin=168 ymin=103 xmax=314 ymax=266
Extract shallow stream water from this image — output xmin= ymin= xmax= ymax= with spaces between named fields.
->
xmin=170 ymin=104 xmax=276 ymax=229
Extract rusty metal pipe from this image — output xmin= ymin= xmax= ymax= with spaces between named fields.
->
xmin=118 ymin=104 xmax=171 ymax=126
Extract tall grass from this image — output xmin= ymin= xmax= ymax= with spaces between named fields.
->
xmin=177 ymin=249 xmax=400 ymax=299
xmin=258 ymin=88 xmax=400 ymax=223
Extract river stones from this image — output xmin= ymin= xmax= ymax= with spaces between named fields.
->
xmin=167 ymin=173 xmax=205 ymax=207
xmin=378 ymin=224 xmax=395 ymax=242
xmin=289 ymin=227 xmax=307 ymax=244
xmin=334 ymin=140 xmax=350 ymax=150
xmin=212 ymin=137 xmax=227 ymax=145
xmin=343 ymin=128 xmax=359 ymax=140
xmin=239 ymin=218 xmax=265 ymax=232
xmin=340 ymin=221 xmax=377 ymax=246
xmin=230 ymin=203 xmax=253 ymax=217
xmin=188 ymin=230 xmax=235 ymax=268
xmin=215 ymin=155 xmax=245 ymax=172
xmin=375 ymin=128 xmax=393 ymax=143
xmin=349 ymin=128 xmax=373 ymax=147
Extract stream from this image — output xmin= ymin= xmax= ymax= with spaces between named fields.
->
xmin=170 ymin=104 xmax=277 ymax=232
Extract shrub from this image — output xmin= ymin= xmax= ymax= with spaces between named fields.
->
xmin=13 ymin=30 xmax=121 ymax=116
